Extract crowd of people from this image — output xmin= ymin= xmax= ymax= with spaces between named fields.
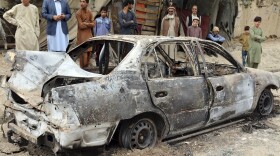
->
xmin=0 ymin=0 xmax=265 ymax=69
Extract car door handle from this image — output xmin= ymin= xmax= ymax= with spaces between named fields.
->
xmin=216 ymin=86 xmax=224 ymax=91
xmin=155 ymin=91 xmax=168 ymax=98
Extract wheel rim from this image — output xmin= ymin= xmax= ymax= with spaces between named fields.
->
xmin=129 ymin=119 xmax=157 ymax=149
xmin=258 ymin=90 xmax=273 ymax=115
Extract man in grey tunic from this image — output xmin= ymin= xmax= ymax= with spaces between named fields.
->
xmin=118 ymin=0 xmax=137 ymax=35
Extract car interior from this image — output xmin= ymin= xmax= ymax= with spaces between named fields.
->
xmin=141 ymin=42 xmax=196 ymax=79
xmin=198 ymin=43 xmax=240 ymax=77
xmin=141 ymin=41 xmax=240 ymax=79
xmin=73 ymin=39 xmax=239 ymax=78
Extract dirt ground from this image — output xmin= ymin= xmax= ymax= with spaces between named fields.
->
xmin=0 ymin=39 xmax=280 ymax=156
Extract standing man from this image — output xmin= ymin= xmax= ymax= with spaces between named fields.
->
xmin=118 ymin=0 xmax=137 ymax=35
xmin=0 ymin=19 xmax=7 ymax=49
xmin=186 ymin=5 xmax=201 ymax=27
xmin=187 ymin=17 xmax=202 ymax=38
xmin=3 ymin=0 xmax=40 ymax=51
xmin=94 ymin=6 xmax=111 ymax=66
xmin=118 ymin=0 xmax=136 ymax=60
xmin=160 ymin=4 xmax=185 ymax=59
xmin=76 ymin=0 xmax=95 ymax=68
xmin=247 ymin=16 xmax=266 ymax=68
xmin=42 ymin=0 xmax=71 ymax=52
xmin=160 ymin=5 xmax=185 ymax=37
xmin=239 ymin=26 xmax=250 ymax=66
xmin=207 ymin=26 xmax=225 ymax=45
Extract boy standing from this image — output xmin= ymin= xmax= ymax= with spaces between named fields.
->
xmin=94 ymin=6 xmax=111 ymax=66
xmin=94 ymin=6 xmax=111 ymax=36
xmin=239 ymin=26 xmax=250 ymax=66
xmin=187 ymin=17 xmax=202 ymax=38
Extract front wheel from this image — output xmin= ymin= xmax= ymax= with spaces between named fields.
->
xmin=119 ymin=118 xmax=158 ymax=149
xmin=257 ymin=89 xmax=274 ymax=116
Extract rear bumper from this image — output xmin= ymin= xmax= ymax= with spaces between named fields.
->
xmin=4 ymin=108 xmax=119 ymax=150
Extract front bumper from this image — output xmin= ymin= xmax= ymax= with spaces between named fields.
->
xmin=4 ymin=107 xmax=119 ymax=150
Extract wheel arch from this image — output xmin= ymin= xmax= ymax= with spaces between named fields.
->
xmin=254 ymin=85 xmax=277 ymax=116
xmin=250 ymin=83 xmax=278 ymax=114
xmin=264 ymin=84 xmax=279 ymax=90
xmin=115 ymin=112 xmax=168 ymax=141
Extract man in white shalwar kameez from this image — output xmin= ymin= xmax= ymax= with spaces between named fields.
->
xmin=46 ymin=1 xmax=69 ymax=52
xmin=3 ymin=0 xmax=40 ymax=51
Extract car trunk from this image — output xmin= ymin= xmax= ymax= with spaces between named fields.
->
xmin=6 ymin=51 xmax=102 ymax=107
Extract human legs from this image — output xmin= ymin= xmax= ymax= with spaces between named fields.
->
xmin=242 ymin=50 xmax=247 ymax=66
xmin=247 ymin=61 xmax=258 ymax=68
xmin=252 ymin=63 xmax=259 ymax=68
xmin=80 ymin=51 xmax=91 ymax=68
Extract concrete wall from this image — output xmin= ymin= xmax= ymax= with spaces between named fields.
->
xmin=234 ymin=0 xmax=280 ymax=37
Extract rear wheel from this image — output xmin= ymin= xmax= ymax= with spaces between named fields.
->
xmin=257 ymin=89 xmax=274 ymax=116
xmin=119 ymin=118 xmax=157 ymax=149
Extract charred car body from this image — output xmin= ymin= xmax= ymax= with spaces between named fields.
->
xmin=1 ymin=35 xmax=279 ymax=153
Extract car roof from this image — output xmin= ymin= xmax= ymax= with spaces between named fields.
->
xmin=68 ymin=35 xmax=243 ymax=71
xmin=88 ymin=35 xmax=206 ymax=43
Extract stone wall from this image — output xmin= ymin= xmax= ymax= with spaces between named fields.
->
xmin=234 ymin=0 xmax=280 ymax=37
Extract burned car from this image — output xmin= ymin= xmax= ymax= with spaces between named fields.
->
xmin=1 ymin=35 xmax=280 ymax=153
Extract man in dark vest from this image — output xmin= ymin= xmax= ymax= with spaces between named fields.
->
xmin=186 ymin=5 xmax=201 ymax=27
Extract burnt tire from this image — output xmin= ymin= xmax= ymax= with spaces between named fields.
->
xmin=257 ymin=89 xmax=274 ymax=116
xmin=119 ymin=118 xmax=157 ymax=149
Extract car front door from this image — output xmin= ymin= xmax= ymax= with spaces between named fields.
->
xmin=142 ymin=41 xmax=210 ymax=136
xmin=197 ymin=41 xmax=254 ymax=124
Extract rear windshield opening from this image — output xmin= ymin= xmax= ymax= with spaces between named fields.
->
xmin=74 ymin=40 xmax=134 ymax=75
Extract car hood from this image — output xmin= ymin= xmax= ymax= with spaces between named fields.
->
xmin=5 ymin=51 xmax=102 ymax=107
